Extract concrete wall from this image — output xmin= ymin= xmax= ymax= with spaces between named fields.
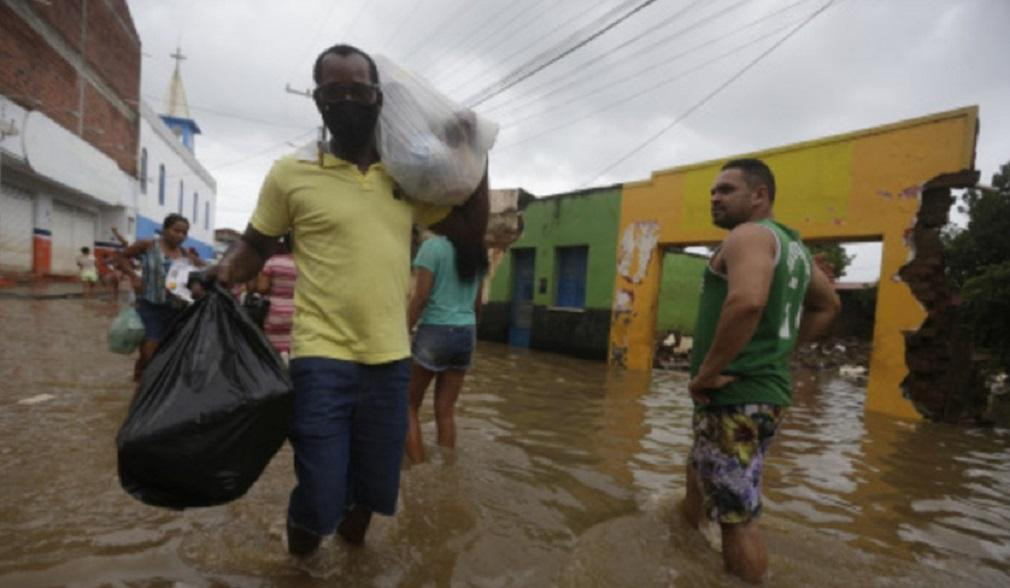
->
xmin=486 ymin=185 xmax=622 ymax=359
xmin=609 ymin=106 xmax=979 ymax=420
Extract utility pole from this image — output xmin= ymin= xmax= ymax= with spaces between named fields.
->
xmin=285 ymin=84 xmax=326 ymax=144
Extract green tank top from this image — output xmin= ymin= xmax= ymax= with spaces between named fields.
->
xmin=689 ymin=219 xmax=812 ymax=407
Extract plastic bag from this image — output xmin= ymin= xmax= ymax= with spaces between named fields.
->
xmin=116 ymin=284 xmax=293 ymax=509
xmin=373 ymin=54 xmax=498 ymax=205
xmin=108 ymin=306 xmax=146 ymax=354
xmin=241 ymin=292 xmax=270 ymax=328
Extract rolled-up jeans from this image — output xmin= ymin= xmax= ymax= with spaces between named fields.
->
xmin=287 ymin=357 xmax=410 ymax=536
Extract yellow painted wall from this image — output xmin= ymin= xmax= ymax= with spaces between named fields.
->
xmin=610 ymin=106 xmax=978 ymax=420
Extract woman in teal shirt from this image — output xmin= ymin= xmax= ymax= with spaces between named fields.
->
xmin=405 ymin=218 xmax=487 ymax=463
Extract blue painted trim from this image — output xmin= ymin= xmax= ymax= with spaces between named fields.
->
xmin=137 ymin=214 xmax=215 ymax=260
xmin=159 ymin=115 xmax=202 ymax=134
xmin=33 ymin=228 xmax=52 ymax=236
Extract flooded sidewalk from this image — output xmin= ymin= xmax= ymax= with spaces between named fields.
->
xmin=1 ymin=294 xmax=1009 ymax=587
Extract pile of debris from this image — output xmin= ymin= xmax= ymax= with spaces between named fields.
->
xmin=653 ymin=331 xmax=692 ymax=371
xmin=654 ymin=331 xmax=872 ymax=379
xmin=791 ymin=336 xmax=871 ymax=377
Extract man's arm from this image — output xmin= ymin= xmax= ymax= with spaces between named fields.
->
xmin=690 ymin=224 xmax=777 ymax=401
xmin=206 ymin=225 xmax=278 ymax=285
xmin=797 ymin=263 xmax=841 ymax=343
xmin=408 ymin=268 xmax=434 ymax=330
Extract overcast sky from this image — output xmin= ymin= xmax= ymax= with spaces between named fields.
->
xmin=125 ymin=0 xmax=1009 ymax=280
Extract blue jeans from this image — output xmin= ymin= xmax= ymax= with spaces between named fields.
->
xmin=287 ymin=357 xmax=410 ymax=536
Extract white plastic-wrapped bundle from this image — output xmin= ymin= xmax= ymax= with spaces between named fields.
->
xmin=373 ymin=55 xmax=498 ymax=206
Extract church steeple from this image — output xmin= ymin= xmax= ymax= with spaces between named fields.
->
xmin=159 ymin=47 xmax=201 ymax=153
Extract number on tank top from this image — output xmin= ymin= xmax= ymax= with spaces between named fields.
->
xmin=779 ymin=302 xmax=792 ymax=339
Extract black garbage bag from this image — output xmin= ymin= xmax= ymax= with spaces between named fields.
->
xmin=116 ymin=283 xmax=293 ymax=509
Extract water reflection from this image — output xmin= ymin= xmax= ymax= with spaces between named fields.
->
xmin=1 ymin=297 xmax=1008 ymax=586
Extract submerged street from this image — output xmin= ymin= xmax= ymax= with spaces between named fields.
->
xmin=1 ymin=292 xmax=1008 ymax=587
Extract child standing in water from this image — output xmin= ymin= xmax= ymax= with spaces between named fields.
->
xmin=76 ymin=247 xmax=98 ymax=298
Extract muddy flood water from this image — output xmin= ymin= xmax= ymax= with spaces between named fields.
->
xmin=2 ymin=295 xmax=1009 ymax=587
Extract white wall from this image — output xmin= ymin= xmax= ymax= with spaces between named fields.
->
xmin=137 ymin=102 xmax=216 ymax=257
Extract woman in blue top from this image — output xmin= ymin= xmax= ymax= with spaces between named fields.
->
xmin=405 ymin=181 xmax=489 ymax=463
xmin=119 ymin=213 xmax=201 ymax=380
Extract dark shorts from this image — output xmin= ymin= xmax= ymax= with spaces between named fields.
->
xmin=287 ymin=357 xmax=410 ymax=535
xmin=689 ymin=403 xmax=784 ymax=525
xmin=411 ymin=324 xmax=476 ymax=372
xmin=135 ymin=299 xmax=183 ymax=342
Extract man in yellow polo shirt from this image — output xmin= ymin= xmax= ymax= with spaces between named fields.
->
xmin=207 ymin=44 xmax=481 ymax=556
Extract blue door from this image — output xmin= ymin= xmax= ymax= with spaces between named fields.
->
xmin=555 ymin=246 xmax=588 ymax=308
xmin=508 ymin=249 xmax=535 ymax=347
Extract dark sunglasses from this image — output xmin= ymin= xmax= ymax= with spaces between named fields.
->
xmin=313 ymin=82 xmax=381 ymax=105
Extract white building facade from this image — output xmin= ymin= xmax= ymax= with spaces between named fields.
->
xmin=136 ymin=101 xmax=216 ymax=259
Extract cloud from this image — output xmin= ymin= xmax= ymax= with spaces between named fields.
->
xmin=126 ymin=0 xmax=1009 ymax=238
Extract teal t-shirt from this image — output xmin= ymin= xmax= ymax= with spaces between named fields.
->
xmin=413 ymin=236 xmax=481 ymax=326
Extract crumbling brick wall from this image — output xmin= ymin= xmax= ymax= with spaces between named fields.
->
xmin=899 ymin=170 xmax=986 ymax=422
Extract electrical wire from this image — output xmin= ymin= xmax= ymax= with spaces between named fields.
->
xmin=398 ymin=0 xmax=481 ymax=68
xmin=478 ymin=0 xmax=762 ymax=116
xmin=492 ymin=18 xmax=804 ymax=152
xmin=140 ymin=94 xmax=313 ymax=129
xmin=382 ymin=0 xmax=422 ymax=52
xmin=412 ymin=0 xmax=534 ymax=78
xmin=463 ymin=0 xmax=664 ymax=107
xmin=283 ymin=0 xmax=343 ymax=85
xmin=154 ymin=128 xmax=318 ymax=182
xmin=432 ymin=0 xmax=600 ymax=94
xmin=494 ymin=6 xmax=808 ymax=130
xmin=579 ymin=0 xmax=837 ymax=188
xmin=341 ymin=0 xmax=372 ymax=46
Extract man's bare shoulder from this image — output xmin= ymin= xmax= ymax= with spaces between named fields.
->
xmin=722 ymin=221 xmax=778 ymax=255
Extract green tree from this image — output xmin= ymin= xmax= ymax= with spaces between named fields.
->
xmin=943 ymin=161 xmax=1010 ymax=371
xmin=807 ymin=242 xmax=854 ymax=279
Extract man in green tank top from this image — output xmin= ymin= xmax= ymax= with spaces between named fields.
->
xmin=680 ymin=159 xmax=840 ymax=583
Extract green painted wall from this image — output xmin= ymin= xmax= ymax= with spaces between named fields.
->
xmin=656 ymin=251 xmax=708 ymax=335
xmin=489 ymin=186 xmax=622 ymax=309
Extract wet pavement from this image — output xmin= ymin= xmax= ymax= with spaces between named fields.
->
xmin=1 ymin=292 xmax=1009 ymax=587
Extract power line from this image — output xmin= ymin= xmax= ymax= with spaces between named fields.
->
xmin=140 ymin=94 xmax=313 ymax=129
xmin=341 ymin=0 xmax=372 ymax=46
xmin=493 ymin=2 xmax=809 ymax=129
xmin=154 ymin=129 xmax=318 ymax=182
xmin=492 ymin=18 xmax=803 ymax=152
xmin=463 ymin=0 xmax=664 ymax=107
xmin=398 ymin=0 xmax=479 ymax=68
xmin=284 ymin=0 xmax=343 ymax=86
xmin=438 ymin=0 xmax=618 ymax=96
xmin=382 ymin=0 xmax=422 ymax=51
xmin=411 ymin=0 xmax=533 ymax=78
xmin=478 ymin=0 xmax=751 ymax=116
xmin=579 ymin=0 xmax=837 ymax=188
xmin=432 ymin=0 xmax=599 ymax=95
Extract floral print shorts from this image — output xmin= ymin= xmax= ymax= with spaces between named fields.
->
xmin=689 ymin=403 xmax=784 ymax=525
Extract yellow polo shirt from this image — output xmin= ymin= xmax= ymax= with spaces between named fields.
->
xmin=250 ymin=148 xmax=449 ymax=363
